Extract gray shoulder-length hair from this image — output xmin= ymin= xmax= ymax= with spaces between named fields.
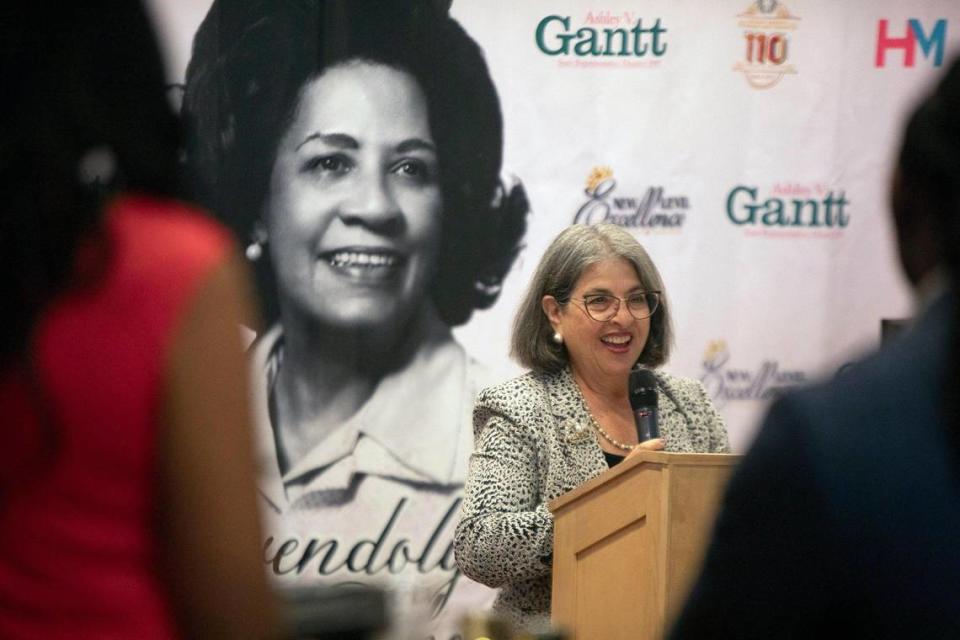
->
xmin=511 ymin=223 xmax=674 ymax=373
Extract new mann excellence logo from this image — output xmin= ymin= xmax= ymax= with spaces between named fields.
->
xmin=536 ymin=11 xmax=667 ymax=68
xmin=726 ymin=182 xmax=850 ymax=238
xmin=700 ymin=340 xmax=807 ymax=406
xmin=575 ymin=167 xmax=688 ymax=233
xmin=733 ymin=0 xmax=800 ymax=89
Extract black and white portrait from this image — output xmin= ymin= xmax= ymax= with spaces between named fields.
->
xmin=180 ymin=0 xmax=526 ymax=636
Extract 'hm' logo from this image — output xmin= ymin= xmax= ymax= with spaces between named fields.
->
xmin=875 ymin=19 xmax=947 ymax=68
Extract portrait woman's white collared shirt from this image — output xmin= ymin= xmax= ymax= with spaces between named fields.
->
xmin=249 ymin=314 xmax=496 ymax=639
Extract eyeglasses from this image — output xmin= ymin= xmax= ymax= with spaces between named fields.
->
xmin=569 ymin=292 xmax=661 ymax=322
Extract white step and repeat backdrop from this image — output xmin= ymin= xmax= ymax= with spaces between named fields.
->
xmin=149 ymin=1 xmax=959 ymax=638
xmin=447 ymin=0 xmax=958 ymax=450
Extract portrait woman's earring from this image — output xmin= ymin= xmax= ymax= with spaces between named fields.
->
xmin=77 ymin=145 xmax=117 ymax=192
xmin=473 ymin=274 xmax=503 ymax=298
xmin=552 ymin=332 xmax=563 ymax=345
xmin=245 ymin=224 xmax=268 ymax=262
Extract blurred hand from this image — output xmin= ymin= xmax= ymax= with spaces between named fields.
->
xmin=626 ymin=438 xmax=664 ymax=460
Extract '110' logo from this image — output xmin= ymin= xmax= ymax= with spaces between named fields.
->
xmin=744 ymin=32 xmax=787 ymax=64
xmin=733 ymin=1 xmax=800 ymax=89
xmin=875 ymin=19 xmax=947 ymax=68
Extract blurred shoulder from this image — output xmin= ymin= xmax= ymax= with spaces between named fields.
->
xmin=105 ymin=193 xmax=240 ymax=327
xmin=788 ymin=294 xmax=950 ymax=424
xmin=752 ymin=297 xmax=953 ymax=473
xmin=111 ymin=193 xmax=233 ymax=265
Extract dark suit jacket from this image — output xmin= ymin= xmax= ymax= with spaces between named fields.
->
xmin=671 ymin=293 xmax=960 ymax=639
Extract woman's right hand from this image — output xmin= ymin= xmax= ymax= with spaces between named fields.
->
xmin=626 ymin=438 xmax=665 ymax=460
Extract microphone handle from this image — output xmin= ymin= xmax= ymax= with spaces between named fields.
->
xmin=633 ymin=406 xmax=660 ymax=441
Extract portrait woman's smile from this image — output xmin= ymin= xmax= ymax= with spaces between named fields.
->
xmin=265 ymin=61 xmax=443 ymax=331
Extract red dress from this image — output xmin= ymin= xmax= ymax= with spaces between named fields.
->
xmin=0 ymin=195 xmax=231 ymax=639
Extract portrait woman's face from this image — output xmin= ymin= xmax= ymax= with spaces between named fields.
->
xmin=264 ymin=61 xmax=443 ymax=333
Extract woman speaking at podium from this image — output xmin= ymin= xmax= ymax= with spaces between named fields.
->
xmin=455 ymin=223 xmax=729 ymax=632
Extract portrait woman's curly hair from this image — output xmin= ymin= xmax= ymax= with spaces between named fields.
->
xmin=182 ymin=0 xmax=526 ymax=327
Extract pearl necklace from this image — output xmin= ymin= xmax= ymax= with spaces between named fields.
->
xmin=587 ymin=413 xmax=638 ymax=452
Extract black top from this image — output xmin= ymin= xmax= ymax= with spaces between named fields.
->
xmin=603 ymin=450 xmax=625 ymax=468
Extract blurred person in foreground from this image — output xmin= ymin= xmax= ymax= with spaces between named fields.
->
xmin=0 ymin=3 xmax=277 ymax=638
xmin=455 ymin=223 xmax=730 ymax=633
xmin=670 ymin=57 xmax=960 ymax=639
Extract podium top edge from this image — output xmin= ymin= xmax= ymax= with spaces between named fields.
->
xmin=548 ymin=451 xmax=742 ymax=513
xmin=624 ymin=451 xmax=742 ymax=465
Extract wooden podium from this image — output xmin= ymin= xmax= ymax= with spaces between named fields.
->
xmin=549 ymin=451 xmax=740 ymax=640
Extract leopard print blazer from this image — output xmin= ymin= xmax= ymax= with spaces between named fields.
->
xmin=454 ymin=366 xmax=730 ymax=632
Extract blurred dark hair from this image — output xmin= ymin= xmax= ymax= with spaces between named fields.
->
xmin=898 ymin=61 xmax=960 ymax=273
xmin=182 ymin=0 xmax=526 ymax=327
xmin=0 ymin=2 xmax=182 ymax=366
xmin=897 ymin=57 xmax=960 ymax=442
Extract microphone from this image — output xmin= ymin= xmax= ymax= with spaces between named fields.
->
xmin=629 ymin=368 xmax=659 ymax=441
